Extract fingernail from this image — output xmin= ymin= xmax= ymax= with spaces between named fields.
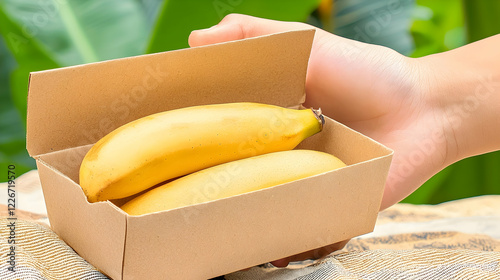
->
xmin=270 ymin=259 xmax=289 ymax=268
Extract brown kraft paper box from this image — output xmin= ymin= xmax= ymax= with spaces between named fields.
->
xmin=26 ymin=29 xmax=393 ymax=279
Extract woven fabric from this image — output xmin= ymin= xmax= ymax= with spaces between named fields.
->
xmin=227 ymin=249 xmax=500 ymax=280
xmin=0 ymin=218 xmax=108 ymax=280
xmin=1 ymin=220 xmax=499 ymax=280
xmin=0 ymin=171 xmax=499 ymax=279
xmin=226 ymin=195 xmax=500 ymax=280
xmin=226 ymin=234 xmax=500 ymax=280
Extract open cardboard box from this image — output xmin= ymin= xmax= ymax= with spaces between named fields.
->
xmin=27 ymin=29 xmax=393 ymax=279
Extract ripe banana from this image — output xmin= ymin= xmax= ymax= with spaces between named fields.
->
xmin=121 ymin=150 xmax=346 ymax=215
xmin=80 ymin=103 xmax=324 ymax=202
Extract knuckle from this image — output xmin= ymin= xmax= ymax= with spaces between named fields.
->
xmin=220 ymin=13 xmax=244 ymax=24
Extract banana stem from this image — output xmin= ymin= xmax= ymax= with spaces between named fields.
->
xmin=311 ymin=108 xmax=325 ymax=131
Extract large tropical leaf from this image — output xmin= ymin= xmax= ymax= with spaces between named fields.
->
xmin=0 ymin=5 xmax=61 ymax=123
xmin=410 ymin=0 xmax=465 ymax=58
xmin=147 ymin=0 xmax=322 ymax=53
xmin=1 ymin=0 xmax=148 ymax=66
xmin=0 ymin=0 xmax=149 ymax=122
xmin=137 ymin=0 xmax=164 ymax=30
xmin=404 ymin=151 xmax=500 ymax=204
xmin=0 ymin=0 xmax=150 ymax=177
xmin=0 ymin=37 xmax=36 ymax=176
xmin=463 ymin=0 xmax=500 ymax=43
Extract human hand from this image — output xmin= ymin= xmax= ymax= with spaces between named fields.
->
xmin=190 ymin=14 xmax=446 ymax=210
xmin=189 ymin=14 xmax=442 ymax=267
xmin=189 ymin=14 xmax=500 ymax=267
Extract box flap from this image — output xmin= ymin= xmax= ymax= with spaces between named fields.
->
xmin=27 ymin=29 xmax=315 ymax=157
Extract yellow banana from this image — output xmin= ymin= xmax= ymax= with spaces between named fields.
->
xmin=80 ymin=103 xmax=323 ymax=202
xmin=121 ymin=150 xmax=346 ymax=215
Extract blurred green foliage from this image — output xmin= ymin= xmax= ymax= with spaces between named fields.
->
xmin=0 ymin=0 xmax=320 ymax=181
xmin=410 ymin=0 xmax=465 ymax=57
xmin=0 ymin=0 xmax=498 ymax=203
xmin=0 ymin=36 xmax=33 ymax=176
xmin=402 ymin=0 xmax=500 ymax=204
xmin=463 ymin=0 xmax=500 ymax=43
xmin=332 ymin=0 xmax=415 ymax=55
xmin=0 ymin=0 xmax=150 ymax=177
xmin=148 ymin=0 xmax=321 ymax=53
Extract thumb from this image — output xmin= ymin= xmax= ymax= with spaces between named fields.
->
xmin=188 ymin=14 xmax=312 ymax=47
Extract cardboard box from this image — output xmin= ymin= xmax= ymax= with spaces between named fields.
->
xmin=27 ymin=30 xmax=393 ymax=279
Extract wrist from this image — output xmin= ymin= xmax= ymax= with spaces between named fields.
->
xmin=417 ymin=46 xmax=500 ymax=165
xmin=414 ymin=54 xmax=461 ymax=166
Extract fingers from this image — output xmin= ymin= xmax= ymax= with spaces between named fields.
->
xmin=189 ymin=14 xmax=312 ymax=47
xmin=270 ymin=239 xmax=350 ymax=268
xmin=270 ymin=258 xmax=290 ymax=268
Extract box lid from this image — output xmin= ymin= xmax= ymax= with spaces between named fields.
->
xmin=27 ymin=29 xmax=315 ymax=157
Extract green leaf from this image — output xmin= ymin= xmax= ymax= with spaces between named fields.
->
xmin=401 ymin=165 xmax=452 ymax=204
xmin=0 ymin=0 xmax=150 ymax=122
xmin=0 ymin=1 xmax=150 ymax=176
xmin=0 ymin=37 xmax=35 ymax=178
xmin=137 ymin=0 xmax=164 ymax=30
xmin=0 ymin=37 xmax=16 ymax=102
xmin=0 ymin=37 xmax=20 ymax=143
xmin=147 ymin=0 xmax=321 ymax=53
xmin=1 ymin=0 xmax=149 ymax=65
xmin=409 ymin=0 xmax=465 ymax=57
xmin=327 ymin=0 xmax=416 ymax=55
xmin=0 ymin=138 xmax=35 ymax=178
xmin=406 ymin=152 xmax=500 ymax=204
xmin=463 ymin=0 xmax=500 ymax=43
xmin=0 ymin=4 xmax=61 ymax=123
